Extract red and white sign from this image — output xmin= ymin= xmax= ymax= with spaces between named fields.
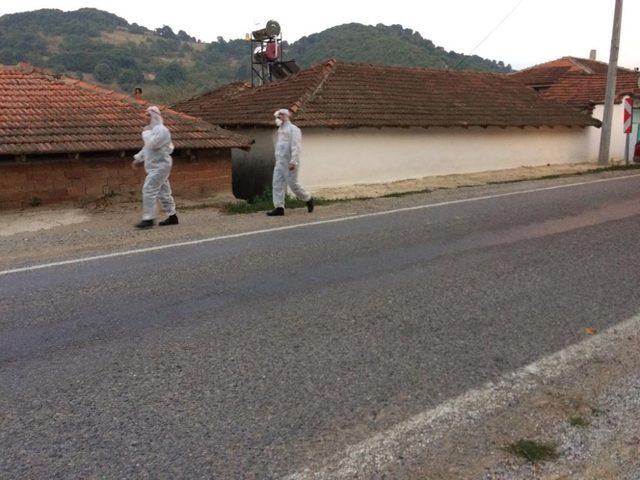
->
xmin=624 ymin=97 xmax=633 ymax=134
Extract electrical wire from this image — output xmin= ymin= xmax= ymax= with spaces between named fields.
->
xmin=452 ymin=0 xmax=526 ymax=70
xmin=470 ymin=0 xmax=526 ymax=54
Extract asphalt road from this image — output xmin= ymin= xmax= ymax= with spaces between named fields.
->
xmin=3 ymin=174 xmax=640 ymax=479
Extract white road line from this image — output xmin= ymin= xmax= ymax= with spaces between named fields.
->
xmin=2 ymin=173 xmax=640 ymax=277
xmin=283 ymin=313 xmax=640 ymax=480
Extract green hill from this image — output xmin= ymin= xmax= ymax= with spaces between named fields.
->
xmin=0 ymin=9 xmax=513 ymax=104
xmin=289 ymin=23 xmax=512 ymax=73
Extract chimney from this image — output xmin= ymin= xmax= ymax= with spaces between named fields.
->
xmin=589 ymin=49 xmax=597 ymax=61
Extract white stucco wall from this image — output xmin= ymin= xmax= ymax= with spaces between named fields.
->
xmin=290 ymin=126 xmax=594 ymax=189
xmin=248 ymin=128 xmax=277 ymax=158
xmin=588 ymin=102 xmax=638 ymax=162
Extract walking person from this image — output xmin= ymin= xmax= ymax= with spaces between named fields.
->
xmin=267 ymin=109 xmax=314 ymax=216
xmin=132 ymin=106 xmax=179 ymax=229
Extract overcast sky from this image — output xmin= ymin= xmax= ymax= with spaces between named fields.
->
xmin=1 ymin=0 xmax=639 ymax=70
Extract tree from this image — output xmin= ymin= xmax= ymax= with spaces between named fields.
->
xmin=93 ymin=62 xmax=115 ymax=83
xmin=52 ymin=52 xmax=95 ymax=73
xmin=156 ymin=62 xmax=187 ymax=85
xmin=155 ymin=25 xmax=176 ymax=39
xmin=235 ymin=64 xmax=250 ymax=80
xmin=177 ymin=30 xmax=195 ymax=42
xmin=0 ymin=48 xmax=18 ymax=64
xmin=129 ymin=23 xmax=147 ymax=34
xmin=117 ymin=68 xmax=144 ymax=89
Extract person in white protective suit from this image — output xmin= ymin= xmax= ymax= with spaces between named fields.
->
xmin=131 ymin=106 xmax=179 ymax=229
xmin=266 ymin=109 xmax=314 ymax=216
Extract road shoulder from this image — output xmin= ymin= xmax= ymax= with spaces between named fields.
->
xmin=285 ymin=315 xmax=640 ymax=480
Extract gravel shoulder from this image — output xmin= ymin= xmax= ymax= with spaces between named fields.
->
xmin=398 ymin=321 xmax=640 ymax=480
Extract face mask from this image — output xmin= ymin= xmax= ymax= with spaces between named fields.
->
xmin=275 ymin=118 xmax=283 ymax=127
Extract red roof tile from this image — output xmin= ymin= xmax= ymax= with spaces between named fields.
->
xmin=0 ymin=65 xmax=250 ymax=156
xmin=541 ymin=72 xmax=640 ymax=109
xmin=509 ymin=66 xmax=574 ymax=87
xmin=174 ymin=59 xmax=600 ymax=129
xmin=569 ymin=58 xmax=619 ymax=74
xmin=174 ymin=62 xmax=334 ymax=127
xmin=510 ymin=57 xmax=635 ymax=85
xmin=510 ymin=57 xmax=639 ymax=108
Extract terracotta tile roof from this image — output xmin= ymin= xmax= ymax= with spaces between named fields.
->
xmin=0 ymin=65 xmax=250 ymax=156
xmin=570 ymin=58 xmax=618 ymax=74
xmin=541 ymin=72 xmax=640 ymax=109
xmin=187 ymin=81 xmax=251 ymax=104
xmin=174 ymin=62 xmax=334 ymax=127
xmin=510 ymin=57 xmax=635 ymax=85
xmin=509 ymin=66 xmax=574 ymax=87
xmin=174 ymin=59 xmax=600 ymax=129
xmin=511 ymin=57 xmax=639 ymax=108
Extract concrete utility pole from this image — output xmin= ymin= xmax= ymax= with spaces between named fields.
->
xmin=598 ymin=0 xmax=624 ymax=165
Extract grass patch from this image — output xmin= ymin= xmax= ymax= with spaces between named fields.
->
xmin=378 ymin=188 xmax=434 ymax=199
xmin=180 ymin=202 xmax=221 ymax=211
xmin=569 ymin=415 xmax=590 ymax=427
xmin=506 ymin=439 xmax=559 ymax=463
xmin=222 ymin=188 xmax=334 ymax=215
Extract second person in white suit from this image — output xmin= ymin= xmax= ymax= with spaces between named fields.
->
xmin=267 ymin=109 xmax=314 ymax=216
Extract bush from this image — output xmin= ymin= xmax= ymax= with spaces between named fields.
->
xmin=156 ymin=62 xmax=187 ymax=86
xmin=93 ymin=62 xmax=114 ymax=83
xmin=52 ymin=51 xmax=95 ymax=73
xmin=129 ymin=23 xmax=147 ymax=34
xmin=177 ymin=30 xmax=195 ymax=42
xmin=155 ymin=25 xmax=176 ymax=39
xmin=117 ymin=68 xmax=144 ymax=89
xmin=0 ymin=48 xmax=18 ymax=64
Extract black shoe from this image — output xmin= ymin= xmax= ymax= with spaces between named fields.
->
xmin=159 ymin=214 xmax=179 ymax=226
xmin=306 ymin=198 xmax=314 ymax=213
xmin=135 ymin=219 xmax=154 ymax=229
xmin=267 ymin=207 xmax=284 ymax=216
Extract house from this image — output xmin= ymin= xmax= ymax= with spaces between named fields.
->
xmin=511 ymin=56 xmax=640 ymax=161
xmin=509 ymin=56 xmax=625 ymax=92
xmin=174 ymin=59 xmax=600 ymax=198
xmin=0 ymin=65 xmax=250 ymax=209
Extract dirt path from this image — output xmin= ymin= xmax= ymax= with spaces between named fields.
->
xmin=1 ymin=208 xmax=89 ymax=237
xmin=315 ymin=163 xmax=606 ymax=200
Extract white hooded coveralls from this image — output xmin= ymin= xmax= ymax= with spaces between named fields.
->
xmin=133 ymin=107 xmax=177 ymax=220
xmin=272 ymin=119 xmax=311 ymax=209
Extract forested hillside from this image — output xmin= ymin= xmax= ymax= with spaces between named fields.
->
xmin=0 ymin=8 xmax=513 ymax=103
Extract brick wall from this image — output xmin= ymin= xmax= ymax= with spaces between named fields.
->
xmin=0 ymin=149 xmax=232 ymax=209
